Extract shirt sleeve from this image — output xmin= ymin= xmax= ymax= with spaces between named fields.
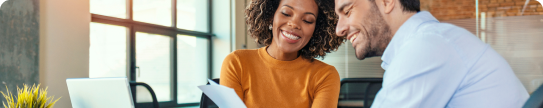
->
xmin=371 ymin=36 xmax=465 ymax=108
xmin=311 ymin=66 xmax=341 ymax=108
xmin=219 ymin=52 xmax=245 ymax=102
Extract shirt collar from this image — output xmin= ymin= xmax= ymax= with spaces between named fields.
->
xmin=380 ymin=11 xmax=439 ymax=70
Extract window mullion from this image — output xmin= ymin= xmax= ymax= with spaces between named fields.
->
xmin=172 ymin=0 xmax=177 ymax=28
xmin=129 ymin=25 xmax=137 ymax=103
xmin=127 ymin=0 xmax=133 ymax=21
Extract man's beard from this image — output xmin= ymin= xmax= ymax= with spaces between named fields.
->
xmin=355 ymin=2 xmax=392 ymax=60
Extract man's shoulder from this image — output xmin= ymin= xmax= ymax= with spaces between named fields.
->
xmin=409 ymin=22 xmax=487 ymax=59
xmin=414 ymin=22 xmax=477 ymax=42
xmin=384 ymin=22 xmax=491 ymax=70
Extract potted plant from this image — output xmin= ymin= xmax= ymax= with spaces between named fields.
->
xmin=1 ymin=84 xmax=61 ymax=108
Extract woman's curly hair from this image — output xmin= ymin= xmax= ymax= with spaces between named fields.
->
xmin=245 ymin=0 xmax=345 ymax=60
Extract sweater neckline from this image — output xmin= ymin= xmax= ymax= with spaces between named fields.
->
xmin=258 ymin=46 xmax=309 ymax=69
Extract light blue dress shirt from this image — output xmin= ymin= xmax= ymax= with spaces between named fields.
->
xmin=371 ymin=11 xmax=529 ymax=108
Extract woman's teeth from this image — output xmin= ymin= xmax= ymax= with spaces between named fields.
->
xmin=350 ymin=34 xmax=358 ymax=43
xmin=282 ymin=31 xmax=300 ymax=40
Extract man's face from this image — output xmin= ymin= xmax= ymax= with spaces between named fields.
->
xmin=335 ymin=0 xmax=392 ymax=60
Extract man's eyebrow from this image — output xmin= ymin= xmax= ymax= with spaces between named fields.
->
xmin=338 ymin=2 xmax=353 ymax=12
xmin=283 ymin=5 xmax=294 ymax=10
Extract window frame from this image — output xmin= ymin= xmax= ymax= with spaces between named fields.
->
xmin=90 ymin=0 xmax=213 ymax=107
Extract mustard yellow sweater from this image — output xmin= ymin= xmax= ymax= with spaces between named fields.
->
xmin=220 ymin=47 xmax=340 ymax=108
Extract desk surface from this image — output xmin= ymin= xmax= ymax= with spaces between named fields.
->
xmin=338 ymin=100 xmax=364 ymax=107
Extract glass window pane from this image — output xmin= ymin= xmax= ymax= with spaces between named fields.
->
xmin=89 ymin=22 xmax=128 ymax=78
xmin=177 ymin=0 xmax=209 ymax=32
xmin=177 ymin=35 xmax=209 ymax=103
xmin=133 ymin=0 xmax=172 ymax=26
xmin=135 ymin=32 xmax=172 ymax=102
xmin=90 ymin=0 xmax=127 ymax=19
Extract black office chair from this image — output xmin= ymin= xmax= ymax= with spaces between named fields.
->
xmin=523 ymin=83 xmax=543 ymax=108
xmin=338 ymin=78 xmax=383 ymax=108
xmin=129 ymin=82 xmax=160 ymax=108
xmin=200 ymin=78 xmax=220 ymax=108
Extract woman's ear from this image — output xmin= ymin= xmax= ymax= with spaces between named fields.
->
xmin=269 ymin=20 xmax=274 ymax=30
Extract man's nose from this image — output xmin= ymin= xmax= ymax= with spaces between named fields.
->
xmin=336 ymin=17 xmax=348 ymax=37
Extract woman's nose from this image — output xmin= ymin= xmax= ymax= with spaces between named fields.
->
xmin=287 ymin=20 xmax=301 ymax=30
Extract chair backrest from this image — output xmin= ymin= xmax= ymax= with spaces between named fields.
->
xmin=338 ymin=78 xmax=383 ymax=108
xmin=200 ymin=78 xmax=220 ymax=108
xmin=523 ymin=84 xmax=543 ymax=108
xmin=129 ymin=82 xmax=160 ymax=108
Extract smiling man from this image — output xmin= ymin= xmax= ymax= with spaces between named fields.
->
xmin=334 ymin=0 xmax=529 ymax=107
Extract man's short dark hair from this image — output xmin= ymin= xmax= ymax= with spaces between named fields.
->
xmin=400 ymin=0 xmax=420 ymax=12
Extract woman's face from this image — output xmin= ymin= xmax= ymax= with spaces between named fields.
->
xmin=271 ymin=0 xmax=318 ymax=54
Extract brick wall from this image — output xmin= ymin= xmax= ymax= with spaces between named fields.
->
xmin=421 ymin=0 xmax=543 ymax=21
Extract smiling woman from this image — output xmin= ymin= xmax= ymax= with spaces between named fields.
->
xmin=246 ymin=0 xmax=344 ymax=60
xmin=219 ymin=0 xmax=344 ymax=107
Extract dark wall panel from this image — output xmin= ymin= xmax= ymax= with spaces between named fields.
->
xmin=0 ymin=0 xmax=40 ymax=103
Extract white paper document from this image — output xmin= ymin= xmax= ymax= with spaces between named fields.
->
xmin=198 ymin=79 xmax=247 ymax=108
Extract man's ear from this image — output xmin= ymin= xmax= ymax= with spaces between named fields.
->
xmin=382 ymin=0 xmax=395 ymax=14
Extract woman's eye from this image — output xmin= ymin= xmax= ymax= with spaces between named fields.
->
xmin=282 ymin=12 xmax=291 ymax=17
xmin=303 ymin=20 xmax=314 ymax=24
xmin=345 ymin=10 xmax=351 ymax=15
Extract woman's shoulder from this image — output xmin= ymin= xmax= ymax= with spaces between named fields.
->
xmin=225 ymin=49 xmax=260 ymax=61
xmin=308 ymin=59 xmax=335 ymax=69
xmin=230 ymin=49 xmax=259 ymax=57
xmin=307 ymin=59 xmax=339 ymax=74
xmin=308 ymin=59 xmax=340 ymax=86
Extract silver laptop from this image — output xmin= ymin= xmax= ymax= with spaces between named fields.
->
xmin=66 ymin=78 xmax=134 ymax=108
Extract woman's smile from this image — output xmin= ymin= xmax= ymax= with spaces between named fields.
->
xmin=280 ymin=30 xmax=301 ymax=44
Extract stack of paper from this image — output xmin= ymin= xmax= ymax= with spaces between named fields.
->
xmin=198 ymin=79 xmax=247 ymax=108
